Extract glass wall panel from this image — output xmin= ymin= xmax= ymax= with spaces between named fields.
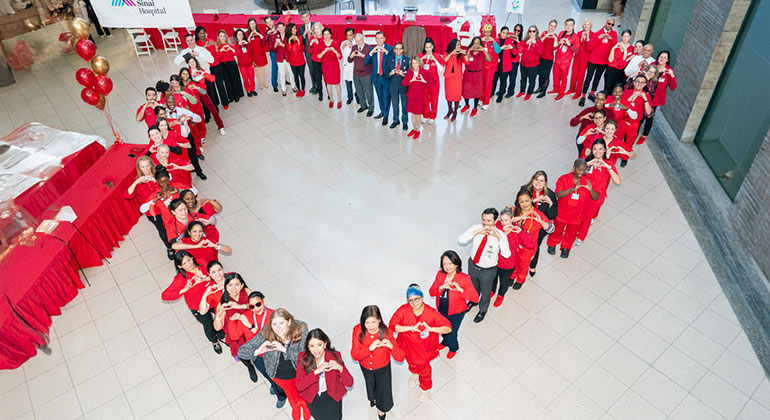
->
xmin=646 ymin=0 xmax=696 ymax=65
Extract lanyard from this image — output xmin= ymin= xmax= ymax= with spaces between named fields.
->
xmin=252 ymin=310 xmax=267 ymax=330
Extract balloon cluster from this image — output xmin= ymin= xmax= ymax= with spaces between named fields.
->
xmin=70 ymin=18 xmax=112 ymax=111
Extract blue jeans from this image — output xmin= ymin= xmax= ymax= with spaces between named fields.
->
xmin=438 ymin=308 xmax=466 ymax=353
xmin=373 ymin=78 xmax=391 ymax=118
xmin=253 ymin=356 xmax=286 ymax=401
xmin=270 ymin=51 xmax=278 ymax=89
xmin=390 ymin=91 xmax=407 ymax=124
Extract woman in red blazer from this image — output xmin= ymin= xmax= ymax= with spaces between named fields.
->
xmin=296 ymin=329 xmax=354 ymax=420
xmin=428 ymin=250 xmax=479 ymax=359
xmin=638 ymin=50 xmax=677 ymax=145
xmin=351 ymin=305 xmax=405 ymax=420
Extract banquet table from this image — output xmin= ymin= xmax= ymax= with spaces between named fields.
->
xmin=14 ymin=141 xmax=106 ymax=220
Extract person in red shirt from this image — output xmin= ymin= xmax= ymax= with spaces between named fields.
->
xmin=403 ymin=57 xmax=438 ymax=140
xmin=316 ymin=27 xmax=343 ymax=109
xmin=215 ymin=30 xmax=245 ymax=104
xmin=536 ymin=19 xmax=559 ymax=98
xmin=389 ymin=284 xmax=451 ymax=402
xmin=195 ymin=26 xmax=229 ymax=109
xmin=547 ymin=160 xmax=600 ymax=258
xmin=148 ymin=139 xmax=193 ymax=189
xmin=136 ymin=87 xmax=159 ymax=127
xmin=184 ymin=56 xmax=226 ymax=136
xmin=296 ymin=329 xmax=354 ymax=420
xmin=604 ymin=29 xmax=634 ymax=92
xmin=579 ymin=18 xmax=617 ymax=106
xmin=417 ymin=38 xmax=444 ymax=123
xmin=171 ymin=221 xmax=231 ymax=267
xmin=351 ymin=305 xmax=405 ymax=420
xmin=480 ymin=24 xmax=500 ymax=109
xmin=162 ymin=251 xmax=225 ymax=354
xmin=491 ymin=207 xmax=536 ymax=306
xmin=516 ymin=25 xmax=543 ymax=101
xmin=246 ymin=18 xmax=269 ymax=90
xmin=428 ymin=250 xmax=479 ymax=358
xmin=551 ymin=18 xmax=580 ymax=100
xmin=576 ymin=139 xmax=622 ymax=245
xmin=511 ymin=189 xmax=555 ymax=289
xmin=286 ymin=23 xmax=307 ymax=97
xmin=234 ymin=29 xmax=257 ymax=97
xmin=618 ymin=74 xmax=653 ymax=165
xmin=461 ymin=37 xmax=492 ymax=116
xmin=638 ymin=50 xmax=677 ymax=145
xmin=568 ymin=19 xmax=593 ymax=98
xmin=570 ymin=92 xmax=607 ymax=154
xmin=125 ymin=156 xmax=165 ymax=248
xmin=490 ymin=25 xmax=520 ymax=102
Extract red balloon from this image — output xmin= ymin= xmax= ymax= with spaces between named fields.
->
xmin=94 ymin=75 xmax=113 ymax=96
xmin=75 ymin=39 xmax=96 ymax=61
xmin=75 ymin=68 xmax=95 ymax=88
xmin=81 ymin=87 xmax=100 ymax=106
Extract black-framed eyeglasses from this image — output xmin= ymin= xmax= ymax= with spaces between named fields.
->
xmin=249 ymin=302 xmax=263 ymax=309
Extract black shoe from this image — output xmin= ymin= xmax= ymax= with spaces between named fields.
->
xmin=269 ymin=386 xmax=276 ymax=396
xmin=529 ymin=269 xmax=536 ymax=277
xmin=273 ymin=87 xmax=278 ymax=92
xmin=402 ymin=123 xmax=408 ymax=131
xmin=578 ymin=97 xmax=586 ymax=107
xmin=248 ymin=368 xmax=258 ymax=383
xmin=204 ymin=117 xmax=211 ymax=123
xmin=198 ymin=154 xmax=204 ymax=161
xmin=276 ymin=398 xmax=286 ymax=408
xmin=246 ymin=91 xmax=252 ymax=97
xmin=536 ymin=90 xmax=546 ymax=98
xmin=196 ymin=172 xmax=207 ymax=180
xmin=467 ymin=302 xmax=477 ymax=310
xmin=366 ymin=110 xmax=374 ymax=117
xmin=252 ymin=91 xmax=258 ymax=96
xmin=234 ymin=97 xmax=240 ymax=103
xmin=310 ymin=87 xmax=318 ymax=95
xmin=389 ymin=121 xmax=399 ymax=129
xmin=473 ymin=312 xmax=486 ymax=323
xmin=547 ymin=246 xmax=556 ymax=255
xmin=496 ymin=96 xmax=503 ymax=103
xmin=346 ymin=97 xmax=354 ymax=105
xmin=560 ymin=248 xmax=570 ymax=258
xmin=318 ymin=94 xmax=323 ymax=102
xmin=370 ymin=400 xmax=376 ymax=407
xmin=588 ymin=93 xmax=595 ymax=102
xmin=167 ymin=249 xmax=175 ymax=260
xmin=213 ymin=342 xmax=222 ymax=354
xmin=620 ymin=159 xmax=628 ymax=167
xmin=357 ymin=106 xmax=367 ymax=113
xmin=382 ymin=118 xmax=388 ymax=126
xmin=374 ymin=113 xmax=384 ymax=119
xmin=505 ymin=93 xmax=514 ymax=98
xmin=512 ymin=282 xmax=523 ymax=290
xmin=378 ymin=414 xmax=386 ymax=420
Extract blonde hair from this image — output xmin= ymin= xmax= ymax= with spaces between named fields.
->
xmin=135 ymin=156 xmax=155 ymax=178
xmin=262 ymin=308 xmax=304 ymax=344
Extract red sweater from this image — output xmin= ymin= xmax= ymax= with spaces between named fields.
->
xmin=428 ymin=271 xmax=479 ymax=315
xmin=539 ymin=31 xmax=558 ymax=60
xmin=587 ymin=28 xmax=617 ymax=65
xmin=295 ymin=350 xmax=354 ymax=403
xmin=519 ymin=39 xmax=543 ymax=68
xmin=651 ymin=65 xmax=677 ymax=107
xmin=161 ymin=268 xmax=210 ymax=310
xmin=350 ymin=325 xmax=405 ymax=370
xmin=286 ymin=37 xmax=306 ymax=66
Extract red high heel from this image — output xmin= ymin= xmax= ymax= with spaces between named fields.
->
xmin=328 ymin=101 xmax=333 ymax=109
xmin=470 ymin=108 xmax=478 ymax=117
xmin=337 ymin=101 xmax=342 ymax=109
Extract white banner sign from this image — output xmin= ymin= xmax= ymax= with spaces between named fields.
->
xmin=90 ymin=0 xmax=195 ymax=28
xmin=506 ymin=0 xmax=526 ymax=14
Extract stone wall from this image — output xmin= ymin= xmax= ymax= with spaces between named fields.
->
xmin=735 ymin=129 xmax=770 ymax=278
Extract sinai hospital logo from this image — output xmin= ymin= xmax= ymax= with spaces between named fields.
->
xmin=112 ymin=0 xmax=168 ymax=16
xmin=112 ymin=0 xmax=137 ymax=5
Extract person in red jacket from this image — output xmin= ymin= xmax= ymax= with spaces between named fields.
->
xmin=551 ymin=18 xmax=580 ymax=100
xmin=286 ymin=23 xmax=307 ymax=97
xmin=233 ymin=29 xmax=256 ymax=97
xmin=568 ymin=19 xmax=593 ymax=98
xmin=195 ymin=26 xmax=229 ymax=109
xmin=389 ymin=284 xmax=451 ymax=402
xmin=570 ymin=92 xmax=607 ymax=154
xmin=638 ymin=50 xmax=677 ymax=145
xmin=351 ymin=305 xmax=405 ymax=420
xmin=547 ymin=160 xmax=599 ymax=258
xmin=480 ymin=24 xmax=500 ymax=109
xmin=491 ymin=25 xmax=520 ymax=102
xmin=517 ymin=25 xmax=543 ymax=101
xmin=296 ymin=329 xmax=354 ymax=420
xmin=403 ymin=57 xmax=438 ymax=139
xmin=536 ymin=19 xmax=559 ymax=98
xmin=428 ymin=250 xmax=479 ymax=359
xmin=491 ymin=206 xmax=536 ymax=306
xmin=576 ymin=139 xmax=622 ymax=245
xmin=604 ymin=29 xmax=634 ymax=92
xmin=579 ymin=18 xmax=617 ymax=106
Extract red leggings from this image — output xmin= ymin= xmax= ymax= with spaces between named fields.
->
xmin=198 ymin=90 xmax=224 ymax=130
xmin=513 ymin=247 xmax=536 ymax=284
xmin=552 ymin=63 xmax=572 ymax=95
xmin=568 ymin=57 xmax=588 ymax=94
xmin=547 ymin=219 xmax=580 ymax=250
xmin=424 ymin=83 xmax=440 ymax=119
xmin=239 ymin=65 xmax=255 ymax=92
xmin=577 ymin=196 xmax=605 ymax=241
xmin=408 ymin=362 xmax=433 ymax=391
xmin=272 ymin=377 xmax=311 ymax=420
xmin=481 ymin=66 xmax=496 ymax=105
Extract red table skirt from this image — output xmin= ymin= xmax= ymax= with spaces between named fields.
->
xmin=15 ymin=142 xmax=106 ymax=220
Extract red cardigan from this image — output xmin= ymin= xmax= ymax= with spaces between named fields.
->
xmin=651 ymin=65 xmax=677 ymax=107
xmin=428 ymin=271 xmax=479 ymax=316
xmin=351 ymin=324 xmax=405 ymax=370
xmin=295 ymin=350 xmax=354 ymax=403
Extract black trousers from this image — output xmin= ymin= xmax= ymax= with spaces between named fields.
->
xmin=220 ymin=61 xmax=244 ymax=101
xmin=254 ymin=357 xmax=287 ymax=400
xmin=147 ymin=215 xmax=170 ymax=249
xmin=520 ymin=65 xmax=538 ymax=94
xmin=209 ymin=64 xmax=229 ymax=106
xmin=305 ymin=54 xmax=318 ymax=91
xmin=536 ymin=58 xmax=554 ymax=92
xmin=345 ymin=80 xmax=354 ymax=101
xmin=191 ymin=309 xmax=224 ymax=344
xmin=529 ymin=229 xmax=549 ymax=269
xmin=308 ymin=391 xmax=342 ymax=420
xmin=492 ymin=67 xmax=510 ymax=99
xmin=185 ymin=135 xmax=203 ymax=175
xmin=84 ymin=0 xmax=110 ymax=36
xmin=438 ymin=307 xmax=466 ymax=353
xmin=641 ymin=106 xmax=658 ymax=136
xmin=492 ymin=267 xmax=516 ymax=297
xmin=361 ymin=364 xmax=393 ymax=413
xmin=506 ymin=62 xmax=520 ymax=96
xmin=582 ymin=62 xmax=607 ymax=94
xmin=291 ymin=64 xmax=306 ymax=91
xmin=603 ymin=66 xmax=625 ymax=92
xmin=310 ymin=61 xmax=323 ymax=99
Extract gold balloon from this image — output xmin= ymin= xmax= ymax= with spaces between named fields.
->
xmin=23 ymin=17 xmax=42 ymax=31
xmin=70 ymin=17 xmax=91 ymax=40
xmin=90 ymin=56 xmax=109 ymax=75
xmin=95 ymin=95 xmax=106 ymax=110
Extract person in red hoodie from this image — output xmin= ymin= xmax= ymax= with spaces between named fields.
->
xmin=604 ymin=29 xmax=634 ymax=92
xmin=491 ymin=207 xmax=535 ymax=307
xmin=428 ymin=250 xmax=479 ymax=359
xmin=551 ymin=18 xmax=580 ymax=101
xmin=286 ymin=23 xmax=307 ymax=97
xmin=535 ymin=19 xmax=559 ymax=98
xmin=517 ymin=25 xmax=543 ymax=101
xmin=547 ymin=160 xmax=599 ymax=259
xmin=296 ymin=329 xmax=354 ymax=420
xmin=578 ymin=18 xmax=617 ymax=106
xmin=638 ymin=50 xmax=677 ymax=145
xmin=568 ymin=19 xmax=593 ymax=98
xmin=233 ymin=29 xmax=257 ymax=97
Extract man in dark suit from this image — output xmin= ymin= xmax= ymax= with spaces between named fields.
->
xmin=383 ymin=42 xmax=410 ymax=131
xmin=299 ymin=12 xmax=319 ymax=95
xmin=364 ymin=32 xmax=393 ymax=126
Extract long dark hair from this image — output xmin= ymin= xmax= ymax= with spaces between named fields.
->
xmin=439 ymin=250 xmax=463 ymax=273
xmin=445 ymin=38 xmax=459 ymax=54
xmin=591 ymin=138 xmax=609 ymax=159
xmin=512 ymin=23 xmax=524 ymax=45
xmin=220 ymin=272 xmax=247 ymax=304
xmin=513 ymin=189 xmax=533 ymax=218
xmin=422 ymin=37 xmax=435 ymax=54
xmin=194 ymin=26 xmax=206 ymax=42
xmin=358 ymin=305 xmax=388 ymax=343
xmin=247 ymin=18 xmax=261 ymax=36
xmin=184 ymin=221 xmax=204 ymax=239
xmin=174 ymin=250 xmax=194 ymax=275
xmin=301 ymin=328 xmax=343 ymax=373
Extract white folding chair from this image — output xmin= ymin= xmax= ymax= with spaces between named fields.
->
xmin=159 ymin=28 xmax=181 ymax=52
xmin=362 ymin=29 xmax=378 ymax=46
xmin=252 ymin=8 xmax=268 ymax=14
xmin=203 ymin=8 xmax=219 ymax=14
xmin=340 ymin=9 xmax=356 ymax=14
xmin=283 ymin=10 xmax=299 ymax=15
xmin=127 ymin=29 xmax=155 ymax=57
xmin=335 ymin=0 xmax=355 ymax=14
xmin=368 ymin=9 xmax=388 ymax=15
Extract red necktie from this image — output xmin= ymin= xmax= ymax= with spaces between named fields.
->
xmin=472 ymin=234 xmax=489 ymax=265
xmin=378 ymin=50 xmax=383 ymax=75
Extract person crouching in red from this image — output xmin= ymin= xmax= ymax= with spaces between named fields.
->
xmin=296 ymin=329 xmax=354 ymax=420
xmin=547 ymin=159 xmax=599 ymax=258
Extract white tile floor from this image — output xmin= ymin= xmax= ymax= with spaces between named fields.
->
xmin=1 ymin=1 xmax=769 ymax=419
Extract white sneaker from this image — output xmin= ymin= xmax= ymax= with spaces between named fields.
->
xmin=481 ymin=104 xmax=490 ymax=110
xmin=419 ymin=390 xmax=431 ymax=402
xmin=575 ymin=239 xmax=583 ymax=246
xmin=408 ymin=374 xmax=419 ymax=388
xmin=201 ymin=137 xmax=206 ymax=145
xmin=219 ymin=128 xmax=226 ymax=136
xmin=590 ymin=218 xmax=595 ymax=225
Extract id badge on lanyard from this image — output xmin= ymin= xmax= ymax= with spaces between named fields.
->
xmin=571 ymin=192 xmax=580 ymax=200
xmin=561 ymin=45 xmax=568 ymax=53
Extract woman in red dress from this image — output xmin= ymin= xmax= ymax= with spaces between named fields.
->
xmin=461 ymin=37 xmax=492 ymax=117
xmin=576 ymin=138 xmax=622 ymax=245
xmin=402 ymin=57 xmax=437 ymax=140
xmin=247 ymin=18 xmax=268 ymax=90
xmin=517 ymin=25 xmax=543 ymax=100
xmin=213 ymin=273 xmax=251 ymax=359
xmin=417 ymin=38 xmax=444 ymax=124
xmin=215 ymin=30 xmax=245 ymax=103
xmin=316 ymin=27 xmax=342 ymax=109
xmin=171 ymin=221 xmax=232 ymax=267
xmin=184 ymin=57 xmax=226 ymax=136
xmin=286 ymin=23 xmax=307 ymax=97
xmin=234 ymin=29 xmax=257 ymax=97
xmin=511 ymin=189 xmax=555 ymax=289
xmin=442 ymin=39 xmax=464 ymax=121
xmin=428 ymin=250 xmax=478 ymax=359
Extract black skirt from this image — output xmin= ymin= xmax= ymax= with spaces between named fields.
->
xmin=361 ymin=363 xmax=393 ymax=412
xmin=308 ymin=391 xmax=342 ymax=420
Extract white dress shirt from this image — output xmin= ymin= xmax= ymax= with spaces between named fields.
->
xmin=341 ymin=41 xmax=354 ymax=81
xmin=458 ymin=224 xmax=511 ymax=268
xmin=174 ymin=46 xmax=214 ymax=71
xmin=166 ymin=106 xmax=201 ymax=138
xmin=624 ymin=55 xmax=656 ymax=77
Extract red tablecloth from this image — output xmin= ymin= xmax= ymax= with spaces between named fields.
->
xmin=14 ymin=141 xmax=106 ymax=220
xmin=399 ymin=16 xmax=496 ymax=54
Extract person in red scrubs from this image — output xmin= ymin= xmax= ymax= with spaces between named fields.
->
xmin=296 ymin=329 xmax=354 ymax=420
xmin=162 ymin=251 xmax=225 ymax=354
xmin=247 ymin=18 xmax=269 ymax=90
xmin=521 ymin=171 xmax=559 ymax=277
xmin=604 ymin=29 xmax=633 ymax=92
xmin=316 ymin=27 xmax=343 ymax=109
xmin=417 ymin=38 xmax=444 ymax=123
xmin=351 ymin=305 xmax=404 ymax=420
xmin=576 ymin=139 xmax=622 ymax=245
xmin=403 ymin=57 xmax=437 ymax=140
xmin=511 ymin=189 xmax=555 ymax=289
xmin=547 ymin=159 xmax=599 ymax=258
xmin=171 ymin=221 xmax=231 ymax=267
xmin=577 ymin=110 xmax=607 ymax=159
xmin=442 ymin=39 xmax=464 ymax=121
xmin=388 ymin=284 xmax=451 ymax=402
xmin=551 ymin=18 xmax=580 ymax=100
xmin=234 ymin=29 xmax=257 ymax=97
xmin=461 ymin=37 xmax=492 ymax=116
xmin=517 ymin=25 xmax=543 ymax=100
xmin=579 ymin=18 xmax=617 ymax=106
xmin=428 ymin=250 xmax=478 ymax=358
xmin=491 ymin=206 xmax=535 ymax=306
xmin=213 ymin=273 xmax=251 ymax=359
xmin=136 ymin=87 xmax=159 ymax=127
xmin=638 ymin=50 xmax=677 ymax=145
xmin=536 ymin=19 xmax=559 ymax=98
xmin=568 ymin=19 xmax=593 ymax=98
xmin=480 ymin=24 xmax=500 ymax=109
